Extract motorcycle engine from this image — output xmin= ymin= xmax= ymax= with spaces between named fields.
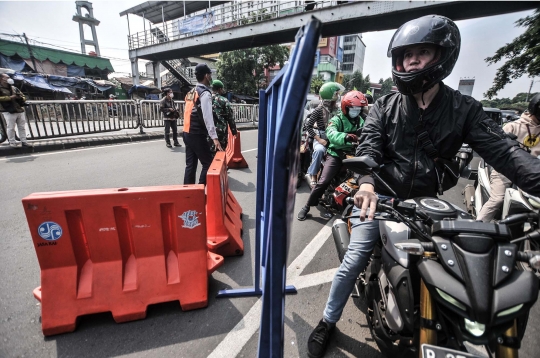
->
xmin=411 ymin=197 xmax=460 ymax=221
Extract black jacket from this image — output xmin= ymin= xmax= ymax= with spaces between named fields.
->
xmin=357 ymin=83 xmax=540 ymax=198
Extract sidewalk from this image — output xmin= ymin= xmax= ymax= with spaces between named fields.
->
xmin=0 ymin=124 xmax=257 ymax=157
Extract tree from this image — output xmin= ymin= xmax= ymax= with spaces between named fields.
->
xmin=375 ymin=77 xmax=394 ymax=100
xmin=310 ymin=75 xmax=325 ymax=94
xmin=512 ymin=92 xmax=534 ymax=103
xmin=480 ymin=91 xmax=538 ymax=112
xmin=342 ymin=70 xmax=370 ymax=93
xmin=484 ymin=9 xmax=540 ymax=99
xmin=216 ymin=45 xmax=289 ymax=96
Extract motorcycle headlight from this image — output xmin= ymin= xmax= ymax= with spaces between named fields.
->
xmin=436 ymin=288 xmax=466 ymax=311
xmin=497 ymin=304 xmax=524 ymax=317
xmin=464 ymin=318 xmax=485 ymax=337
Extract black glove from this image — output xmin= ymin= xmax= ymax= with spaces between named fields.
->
xmin=345 ymin=134 xmax=358 ymax=143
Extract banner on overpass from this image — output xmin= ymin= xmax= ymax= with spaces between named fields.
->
xmin=174 ymin=11 xmax=215 ymax=36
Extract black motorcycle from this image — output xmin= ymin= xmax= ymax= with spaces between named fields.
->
xmin=332 ymin=156 xmax=540 ymax=358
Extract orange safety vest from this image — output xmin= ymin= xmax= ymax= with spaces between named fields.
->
xmin=183 ymin=86 xmax=210 ymax=134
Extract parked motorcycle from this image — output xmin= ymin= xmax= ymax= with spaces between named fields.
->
xmin=332 ymin=156 xmax=540 ymax=358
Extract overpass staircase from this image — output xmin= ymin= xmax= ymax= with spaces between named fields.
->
xmin=149 ymin=27 xmax=196 ymax=88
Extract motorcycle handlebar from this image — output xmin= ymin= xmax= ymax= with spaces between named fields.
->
xmin=499 ymin=212 xmax=538 ymax=226
xmin=517 ymin=251 xmax=536 ymax=262
xmin=344 ymin=197 xmax=394 ymax=215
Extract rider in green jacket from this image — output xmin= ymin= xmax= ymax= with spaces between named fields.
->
xmin=297 ymin=90 xmax=368 ymax=220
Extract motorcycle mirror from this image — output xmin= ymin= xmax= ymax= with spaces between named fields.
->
xmin=394 ymin=239 xmax=425 ymax=255
xmin=342 ymin=156 xmax=379 ymax=175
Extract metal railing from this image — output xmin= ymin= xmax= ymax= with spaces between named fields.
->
xmin=139 ymin=100 xmax=258 ymax=128
xmin=0 ymin=99 xmax=258 ymax=143
xmin=128 ymin=0 xmax=339 ymax=50
xmin=24 ymin=100 xmax=139 ymax=139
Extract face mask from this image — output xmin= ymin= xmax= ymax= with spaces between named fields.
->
xmin=7 ymin=78 xmax=14 ymax=85
xmin=348 ymin=109 xmax=361 ymax=118
xmin=168 ymin=93 xmax=174 ymax=98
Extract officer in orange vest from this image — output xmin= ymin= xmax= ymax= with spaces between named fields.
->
xmin=182 ymin=63 xmax=223 ymax=185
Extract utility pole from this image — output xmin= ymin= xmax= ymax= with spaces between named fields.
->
xmin=22 ymin=33 xmax=38 ymax=73
xmin=526 ymin=77 xmax=535 ymax=102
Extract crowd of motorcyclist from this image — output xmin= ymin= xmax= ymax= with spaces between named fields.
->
xmin=299 ymin=14 xmax=540 ymax=358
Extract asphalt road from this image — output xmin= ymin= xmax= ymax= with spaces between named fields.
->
xmin=0 ymin=130 xmax=538 ymax=358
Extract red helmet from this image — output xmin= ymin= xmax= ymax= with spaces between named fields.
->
xmin=341 ymin=91 xmax=368 ymax=114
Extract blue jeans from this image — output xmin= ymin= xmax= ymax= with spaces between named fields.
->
xmin=307 ymin=140 xmax=327 ymax=176
xmin=323 ymin=197 xmax=390 ymax=323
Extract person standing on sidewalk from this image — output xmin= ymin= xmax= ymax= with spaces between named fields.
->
xmin=0 ymin=74 xmax=32 ymax=148
xmin=160 ymin=87 xmax=182 ymax=148
xmin=208 ymin=79 xmax=237 ymax=155
xmin=182 ymin=63 xmax=222 ymax=185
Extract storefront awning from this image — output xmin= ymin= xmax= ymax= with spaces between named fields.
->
xmin=0 ymin=39 xmax=114 ymax=72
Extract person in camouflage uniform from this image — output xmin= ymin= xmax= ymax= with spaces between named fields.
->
xmin=207 ymin=80 xmax=237 ymax=155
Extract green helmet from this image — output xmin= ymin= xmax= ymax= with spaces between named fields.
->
xmin=319 ymin=82 xmax=345 ymax=101
xmin=212 ymin=80 xmax=224 ymax=89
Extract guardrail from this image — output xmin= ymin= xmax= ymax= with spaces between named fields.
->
xmin=139 ymin=100 xmax=258 ymax=128
xmin=0 ymin=100 xmax=259 ymax=143
xmin=128 ymin=0 xmax=338 ymax=50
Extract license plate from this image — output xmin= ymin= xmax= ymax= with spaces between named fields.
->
xmin=421 ymin=344 xmax=481 ymax=358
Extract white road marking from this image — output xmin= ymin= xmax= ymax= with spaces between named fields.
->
xmin=207 ymin=219 xmax=336 ymax=358
xmin=0 ymin=140 xmax=157 ymax=161
xmin=0 ymin=141 xmax=259 ymax=161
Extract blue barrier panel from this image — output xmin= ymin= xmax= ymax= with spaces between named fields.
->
xmin=257 ymin=18 xmax=322 ymax=358
xmin=215 ymin=18 xmax=320 ymax=300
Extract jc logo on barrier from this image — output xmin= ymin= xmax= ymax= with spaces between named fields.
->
xmin=38 ymin=222 xmax=63 ymax=241
xmin=179 ymin=210 xmax=201 ymax=229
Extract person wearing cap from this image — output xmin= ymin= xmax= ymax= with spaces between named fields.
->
xmin=182 ymin=63 xmax=222 ymax=185
xmin=108 ymin=94 xmax=118 ymax=117
xmin=0 ymin=73 xmax=32 ymax=148
xmin=160 ymin=87 xmax=181 ymax=148
xmin=208 ymin=79 xmax=237 ymax=155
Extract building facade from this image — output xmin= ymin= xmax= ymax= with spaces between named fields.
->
xmin=340 ymin=34 xmax=366 ymax=76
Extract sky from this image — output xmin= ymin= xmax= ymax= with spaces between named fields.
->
xmin=0 ymin=1 xmax=538 ymax=101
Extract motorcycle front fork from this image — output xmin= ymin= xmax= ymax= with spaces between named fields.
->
xmin=418 ymin=274 xmax=519 ymax=358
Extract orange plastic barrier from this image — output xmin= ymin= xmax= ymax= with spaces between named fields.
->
xmin=225 ymin=129 xmax=249 ymax=169
xmin=22 ymin=185 xmax=223 ymax=336
xmin=206 ymin=151 xmax=244 ymax=257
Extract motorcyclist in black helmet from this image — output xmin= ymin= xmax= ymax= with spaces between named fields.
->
xmin=307 ymin=15 xmax=540 ymax=358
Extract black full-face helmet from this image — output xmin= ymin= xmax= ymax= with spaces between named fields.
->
xmin=528 ymin=93 xmax=540 ymax=118
xmin=388 ymin=15 xmax=461 ymax=95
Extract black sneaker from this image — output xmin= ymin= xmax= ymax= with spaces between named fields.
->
xmin=166 ymin=143 xmax=172 ymax=148
xmin=307 ymin=319 xmax=334 ymax=358
xmin=21 ymin=142 xmax=33 ymax=148
xmin=297 ymin=206 xmax=310 ymax=221
xmin=173 ymin=142 xmax=182 ymax=147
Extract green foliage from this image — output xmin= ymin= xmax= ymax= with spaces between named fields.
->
xmin=375 ymin=77 xmax=395 ymax=100
xmin=310 ymin=75 xmax=325 ymax=94
xmin=484 ymin=9 xmax=540 ymax=99
xmin=239 ymin=9 xmax=272 ymax=25
xmin=342 ymin=70 xmax=370 ymax=93
xmin=216 ymin=45 xmax=289 ymax=96
xmin=480 ymin=92 xmax=538 ymax=111
xmin=512 ymin=92 xmax=533 ymax=103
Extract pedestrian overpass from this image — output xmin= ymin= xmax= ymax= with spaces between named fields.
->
xmin=120 ymin=1 xmax=537 ymax=86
